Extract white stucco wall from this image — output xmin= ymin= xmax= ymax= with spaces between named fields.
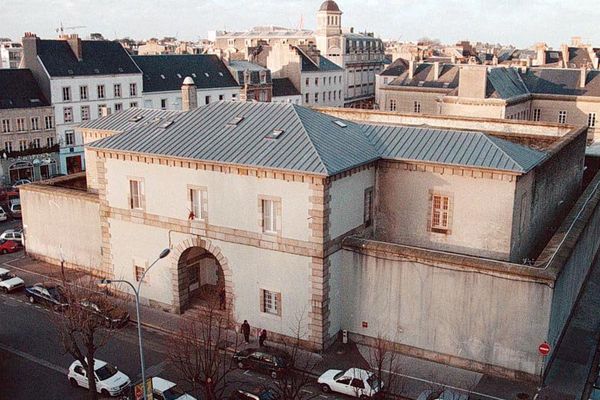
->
xmin=376 ymin=165 xmax=517 ymax=260
xmin=141 ymin=87 xmax=240 ymax=110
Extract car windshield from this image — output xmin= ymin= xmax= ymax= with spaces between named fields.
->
xmin=333 ymin=371 xmax=345 ymax=380
xmin=95 ymin=364 xmax=118 ymax=381
xmin=162 ymin=386 xmax=186 ymax=400
xmin=367 ymin=374 xmax=382 ymax=391
xmin=13 ymin=205 xmax=20 ymax=211
xmin=48 ymin=287 xmax=64 ymax=301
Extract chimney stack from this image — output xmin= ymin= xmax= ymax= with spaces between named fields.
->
xmin=458 ymin=66 xmax=488 ymax=99
xmin=61 ymin=34 xmax=83 ymax=61
xmin=21 ymin=32 xmax=39 ymax=69
xmin=433 ymin=62 xmax=440 ymax=80
xmin=408 ymin=59 xmax=416 ymax=79
xmin=580 ymin=67 xmax=587 ymax=88
xmin=535 ymin=43 xmax=547 ymax=66
xmin=181 ymin=76 xmax=198 ymax=111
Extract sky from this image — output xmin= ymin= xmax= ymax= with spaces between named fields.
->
xmin=3 ymin=0 xmax=600 ymax=48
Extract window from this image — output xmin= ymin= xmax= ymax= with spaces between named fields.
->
xmin=129 ymin=83 xmax=137 ymax=97
xmin=62 ymin=86 xmax=71 ymax=101
xmin=98 ymin=104 xmax=108 ymax=117
xmin=315 ymin=77 xmax=319 ymax=86
xmin=160 ymin=99 xmax=167 ymax=110
xmin=261 ymin=198 xmax=279 ymax=234
xmin=232 ymin=94 xmax=237 ymax=99
xmin=79 ymin=85 xmax=88 ymax=100
xmin=15 ymin=118 xmax=26 ymax=132
xmin=32 ymin=138 xmax=41 ymax=148
xmin=44 ymin=116 xmax=53 ymax=129
xmin=588 ymin=112 xmax=596 ymax=128
xmin=114 ymin=103 xmax=123 ymax=112
xmin=261 ymin=289 xmax=281 ymax=315
xmin=389 ymin=99 xmax=397 ymax=111
xmin=63 ymin=107 xmax=73 ymax=123
xmin=205 ymin=95 xmax=211 ymax=104
xmin=414 ymin=101 xmax=421 ymax=113
xmin=65 ymin=130 xmax=75 ymax=146
xmin=558 ymin=110 xmax=567 ymax=124
xmin=97 ymin=84 xmax=105 ymax=99
xmin=129 ymin=179 xmax=144 ymax=210
xmin=219 ymin=94 xmax=224 ymax=101
xmin=4 ymin=141 xmax=12 ymax=153
xmin=81 ymin=106 xmax=90 ymax=121
xmin=431 ymin=194 xmax=451 ymax=233
xmin=30 ymin=117 xmax=40 ymax=131
xmin=1 ymin=119 xmax=10 ymax=133
xmin=114 ymin=84 xmax=121 ymax=98
xmin=46 ymin=137 xmax=54 ymax=147
xmin=18 ymin=140 xmax=27 ymax=151
xmin=314 ymin=93 xmax=319 ymax=103
xmin=305 ymin=93 xmax=309 ymax=103
xmin=364 ymin=187 xmax=373 ymax=226
xmin=532 ymin=108 xmax=541 ymax=122
xmin=189 ymin=187 xmax=208 ymax=220
xmin=134 ymin=264 xmax=145 ymax=282
xmin=305 ymin=77 xmax=309 ymax=86
xmin=322 ymin=92 xmax=326 ymax=102
xmin=130 ymin=101 xmax=138 ymax=108
xmin=328 ymin=76 xmax=332 ymax=85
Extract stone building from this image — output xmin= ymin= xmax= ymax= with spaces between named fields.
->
xmin=0 ymin=69 xmax=59 ymax=184
xmin=227 ymin=61 xmax=272 ymax=102
xmin=0 ymin=40 xmax=22 ymax=69
xmin=20 ymin=94 xmax=598 ymax=383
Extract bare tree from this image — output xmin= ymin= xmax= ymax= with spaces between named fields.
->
xmin=51 ymin=268 xmax=123 ymax=400
xmin=168 ymin=297 xmax=240 ymax=400
xmin=365 ymin=333 xmax=407 ymax=399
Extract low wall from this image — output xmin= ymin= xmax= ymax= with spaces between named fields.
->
xmin=20 ymin=182 xmax=102 ymax=274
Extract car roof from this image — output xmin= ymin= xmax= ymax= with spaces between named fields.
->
xmin=72 ymin=358 xmax=108 ymax=370
xmin=0 ymin=267 xmax=10 ymax=274
xmin=152 ymin=377 xmax=176 ymax=391
xmin=344 ymin=368 xmax=373 ymax=380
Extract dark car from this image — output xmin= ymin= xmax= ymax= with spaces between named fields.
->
xmin=233 ymin=348 xmax=290 ymax=379
xmin=229 ymin=385 xmax=276 ymax=400
xmin=79 ymin=298 xmax=130 ymax=328
xmin=25 ymin=283 xmax=68 ymax=310
xmin=0 ymin=239 xmax=19 ymax=254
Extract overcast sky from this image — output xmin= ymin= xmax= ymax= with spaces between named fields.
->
xmin=3 ymin=0 xmax=600 ymax=48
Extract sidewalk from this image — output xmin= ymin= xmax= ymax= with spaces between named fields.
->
xmin=4 ymin=254 xmax=538 ymax=400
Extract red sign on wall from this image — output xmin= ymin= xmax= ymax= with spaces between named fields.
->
xmin=362 ymin=321 xmax=368 ymax=328
xmin=538 ymin=342 xmax=551 ymax=356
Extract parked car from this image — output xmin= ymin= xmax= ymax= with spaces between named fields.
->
xmin=25 ymin=282 xmax=68 ymax=310
xmin=68 ymin=358 xmax=131 ymax=397
xmin=233 ymin=348 xmax=290 ymax=379
xmin=318 ymin=368 xmax=383 ymax=398
xmin=0 ymin=267 xmax=24 ymax=293
xmin=79 ymin=298 xmax=130 ymax=328
xmin=152 ymin=377 xmax=196 ymax=400
xmin=417 ymin=389 xmax=469 ymax=400
xmin=0 ymin=206 xmax=7 ymax=222
xmin=229 ymin=385 xmax=276 ymax=400
xmin=8 ymin=200 xmax=20 ymax=219
xmin=0 ymin=239 xmax=20 ymax=254
xmin=0 ymin=229 xmax=23 ymax=244
xmin=12 ymin=179 xmax=31 ymax=189
xmin=0 ymin=188 xmax=19 ymax=202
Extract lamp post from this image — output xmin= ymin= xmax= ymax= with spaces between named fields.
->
xmin=100 ymin=248 xmax=170 ymax=400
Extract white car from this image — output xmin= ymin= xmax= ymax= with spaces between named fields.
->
xmin=0 ymin=229 xmax=23 ymax=245
xmin=0 ymin=267 xmax=24 ymax=293
xmin=318 ymin=368 xmax=383 ymax=398
xmin=12 ymin=179 xmax=31 ymax=189
xmin=0 ymin=206 xmax=7 ymax=222
xmin=152 ymin=377 xmax=196 ymax=400
xmin=67 ymin=359 xmax=130 ymax=397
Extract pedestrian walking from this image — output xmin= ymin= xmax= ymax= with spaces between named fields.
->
xmin=241 ymin=320 xmax=251 ymax=343
xmin=259 ymin=329 xmax=267 ymax=347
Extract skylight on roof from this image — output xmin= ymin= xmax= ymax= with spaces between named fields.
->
xmin=29 ymin=98 xmax=41 ymax=104
xmin=218 ymin=72 xmax=224 ymax=76
xmin=227 ymin=116 xmax=245 ymax=126
xmin=265 ymin=129 xmax=284 ymax=139
xmin=192 ymin=73 xmax=197 ymax=78
xmin=129 ymin=115 xmax=144 ymax=122
xmin=204 ymin=73 xmax=210 ymax=77
xmin=67 ymin=69 xmax=74 ymax=75
xmin=118 ymin=68 xmax=124 ymax=72
xmin=93 ymin=68 xmax=100 ymax=74
xmin=177 ymin=73 xmax=182 ymax=78
xmin=159 ymin=120 xmax=174 ymax=129
xmin=160 ymin=74 xmax=166 ymax=79
xmin=333 ymin=120 xmax=347 ymax=128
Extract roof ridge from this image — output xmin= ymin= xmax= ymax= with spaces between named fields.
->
xmin=484 ymin=135 xmax=523 ymax=172
xmin=290 ymin=104 xmax=330 ymax=175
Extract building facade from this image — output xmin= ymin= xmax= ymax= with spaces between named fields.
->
xmin=0 ymin=69 xmax=59 ymax=184
xmin=272 ymin=78 xmax=302 ymax=104
xmin=0 ymin=41 xmax=23 ymax=69
xmin=227 ymin=61 xmax=272 ymax=102
xmin=21 ymin=33 xmax=143 ymax=174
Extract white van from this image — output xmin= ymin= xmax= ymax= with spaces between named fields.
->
xmin=0 ymin=206 xmax=7 ymax=222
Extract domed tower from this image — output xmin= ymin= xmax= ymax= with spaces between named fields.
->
xmin=315 ymin=1 xmax=343 ymax=59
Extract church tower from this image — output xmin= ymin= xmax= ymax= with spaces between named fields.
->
xmin=315 ymin=0 xmax=343 ymax=58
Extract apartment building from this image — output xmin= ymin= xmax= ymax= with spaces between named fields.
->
xmin=272 ymin=78 xmax=302 ymax=104
xmin=227 ymin=61 xmax=272 ymax=102
xmin=21 ymin=33 xmax=143 ymax=174
xmin=0 ymin=69 xmax=58 ymax=184
xmin=132 ymin=55 xmax=240 ymax=109
xmin=0 ymin=41 xmax=23 ymax=69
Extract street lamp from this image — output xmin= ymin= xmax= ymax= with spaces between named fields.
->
xmin=100 ymin=247 xmax=170 ymax=400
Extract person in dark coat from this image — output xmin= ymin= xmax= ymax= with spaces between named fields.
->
xmin=241 ymin=320 xmax=251 ymax=343
xmin=259 ymin=329 xmax=267 ymax=347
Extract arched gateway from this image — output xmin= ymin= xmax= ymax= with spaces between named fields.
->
xmin=171 ymin=237 xmax=233 ymax=314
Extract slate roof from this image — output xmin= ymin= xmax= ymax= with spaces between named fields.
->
xmin=298 ymin=48 xmax=343 ymax=73
xmin=361 ymin=124 xmax=546 ymax=173
xmin=228 ymin=60 xmax=268 ymax=72
xmin=132 ymin=55 xmax=239 ymax=93
xmin=520 ymin=68 xmax=600 ymax=97
xmin=566 ymin=47 xmax=593 ymax=68
xmin=272 ymin=78 xmax=300 ymax=97
xmin=80 ymin=107 xmax=181 ymax=132
xmin=389 ymin=63 xmax=459 ymax=89
xmin=0 ymin=69 xmax=49 ymax=109
xmin=380 ymin=58 xmax=408 ymax=77
xmin=87 ymin=102 xmax=547 ymax=176
xmin=37 ymin=39 xmax=141 ymax=77
xmin=487 ymin=68 xmax=529 ymax=99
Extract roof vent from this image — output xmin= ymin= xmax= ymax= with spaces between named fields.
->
xmin=160 ymin=74 xmax=166 ymax=79
xmin=192 ymin=73 xmax=197 ymax=78
xmin=227 ymin=116 xmax=245 ymax=126
xmin=118 ymin=67 xmax=124 ymax=72
xmin=177 ymin=73 xmax=182 ymax=78
xmin=218 ymin=72 xmax=224 ymax=76
xmin=29 ymin=98 xmax=41 ymax=104
xmin=159 ymin=120 xmax=174 ymax=129
xmin=333 ymin=120 xmax=347 ymax=128
xmin=204 ymin=72 xmax=210 ymax=77
xmin=93 ymin=68 xmax=100 ymax=74
xmin=129 ymin=115 xmax=144 ymax=122
xmin=265 ymin=129 xmax=284 ymax=139
xmin=67 ymin=69 xmax=74 ymax=75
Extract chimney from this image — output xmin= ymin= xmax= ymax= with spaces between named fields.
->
xmin=181 ymin=76 xmax=198 ymax=111
xmin=458 ymin=66 xmax=488 ymax=99
xmin=535 ymin=43 xmax=547 ymax=66
xmin=408 ymin=59 xmax=416 ymax=79
xmin=526 ymin=56 xmax=532 ymax=67
xmin=451 ymin=54 xmax=457 ymax=64
xmin=433 ymin=62 xmax=440 ymax=80
xmin=62 ymin=34 xmax=83 ymax=61
xmin=350 ymin=27 xmax=354 ymax=34
xmin=580 ymin=67 xmax=587 ymax=88
xmin=21 ymin=32 xmax=39 ymax=69
xmin=492 ymin=55 xmax=498 ymax=66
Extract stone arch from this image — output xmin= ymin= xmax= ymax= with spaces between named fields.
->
xmin=170 ymin=236 xmax=234 ymax=314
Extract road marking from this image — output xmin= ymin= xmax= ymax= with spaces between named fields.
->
xmin=0 ymin=342 xmax=68 ymax=375
xmin=382 ymin=369 xmax=507 ymax=400
xmin=141 ymin=360 xmax=168 ymax=379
